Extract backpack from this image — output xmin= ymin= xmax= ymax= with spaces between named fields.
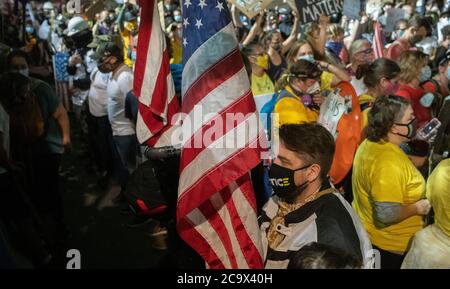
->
xmin=426 ymin=79 xmax=445 ymax=117
xmin=10 ymin=80 xmax=45 ymax=144
xmin=323 ymin=82 xmax=362 ymax=185
xmin=124 ymin=160 xmax=168 ymax=217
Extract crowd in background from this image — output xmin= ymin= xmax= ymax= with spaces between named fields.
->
xmin=0 ymin=0 xmax=450 ymax=269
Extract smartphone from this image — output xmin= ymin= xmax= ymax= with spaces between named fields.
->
xmin=417 ymin=118 xmax=441 ymax=140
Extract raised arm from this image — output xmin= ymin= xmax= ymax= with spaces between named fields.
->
xmin=281 ymin=10 xmax=299 ymax=55
xmin=242 ymin=13 xmax=264 ymax=47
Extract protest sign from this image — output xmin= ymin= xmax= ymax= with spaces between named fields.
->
xmin=228 ymin=0 xmax=275 ymax=19
xmin=343 ymin=0 xmax=361 ymax=20
xmin=295 ymin=0 xmax=343 ymax=25
xmin=365 ymin=0 xmax=381 ymax=19
xmin=318 ymin=88 xmax=350 ymax=139
xmin=384 ymin=8 xmax=405 ymax=33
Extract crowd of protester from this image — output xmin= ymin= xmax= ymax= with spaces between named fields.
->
xmin=1 ymin=0 xmax=450 ymax=269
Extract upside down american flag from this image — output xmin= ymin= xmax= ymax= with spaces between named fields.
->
xmin=133 ymin=0 xmax=267 ymax=268
xmin=133 ymin=0 xmax=180 ymax=147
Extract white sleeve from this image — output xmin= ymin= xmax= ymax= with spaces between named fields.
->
xmin=118 ymin=72 xmax=134 ymax=96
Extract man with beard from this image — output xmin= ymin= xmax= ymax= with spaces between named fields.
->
xmin=259 ymin=124 xmax=373 ymax=269
xmin=386 ymin=15 xmax=431 ymax=62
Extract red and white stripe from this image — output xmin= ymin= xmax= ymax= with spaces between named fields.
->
xmin=177 ymin=26 xmax=266 ymax=268
xmin=133 ymin=0 xmax=180 ymax=147
xmin=373 ymin=22 xmax=384 ymax=59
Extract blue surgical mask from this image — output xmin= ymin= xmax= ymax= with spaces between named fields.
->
xmin=174 ymin=15 xmax=182 ymax=23
xmin=131 ymin=51 xmax=137 ymax=62
xmin=25 ymin=26 xmax=34 ymax=34
xmin=447 ymin=67 xmax=450 ymax=80
xmin=14 ymin=68 xmax=29 ymax=77
xmin=419 ymin=66 xmax=432 ymax=83
xmin=298 ymin=54 xmax=315 ymax=63
xmin=420 ymin=92 xmax=435 ymax=108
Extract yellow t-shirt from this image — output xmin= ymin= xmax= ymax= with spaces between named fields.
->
xmin=320 ymin=71 xmax=334 ymax=91
xmin=427 ymin=159 xmax=450 ymax=238
xmin=359 ymin=93 xmax=375 ymax=129
xmin=273 ymin=86 xmax=319 ymax=127
xmin=251 ymin=72 xmax=275 ymax=96
xmin=170 ymin=39 xmax=182 ymax=65
xmin=352 ymin=139 xmax=425 ymax=253
xmin=120 ymin=30 xmax=134 ymax=68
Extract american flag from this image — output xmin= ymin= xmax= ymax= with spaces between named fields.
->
xmin=53 ymin=52 xmax=70 ymax=112
xmin=373 ymin=21 xmax=384 ymax=59
xmin=133 ymin=0 xmax=180 ymax=147
xmin=178 ymin=0 xmax=266 ymax=268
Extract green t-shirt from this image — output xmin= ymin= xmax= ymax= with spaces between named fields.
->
xmin=30 ymin=78 xmax=63 ymax=154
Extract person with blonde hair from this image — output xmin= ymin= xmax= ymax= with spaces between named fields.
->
xmin=286 ymin=40 xmax=350 ymax=92
xmin=396 ymin=50 xmax=432 ymax=128
xmin=401 ymin=159 xmax=450 ymax=269
xmin=348 ymin=39 xmax=374 ymax=95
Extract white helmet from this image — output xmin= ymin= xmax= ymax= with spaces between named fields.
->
xmin=66 ymin=16 xmax=89 ymax=36
xmin=43 ymin=1 xmax=54 ymax=11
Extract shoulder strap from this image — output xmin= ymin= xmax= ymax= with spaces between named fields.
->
xmin=430 ymin=79 xmax=442 ymax=95
xmin=112 ymin=64 xmax=131 ymax=81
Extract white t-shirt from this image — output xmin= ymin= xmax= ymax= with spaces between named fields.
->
xmin=416 ymin=36 xmax=438 ymax=57
xmin=107 ymin=67 xmax=135 ymax=136
xmin=0 ymin=103 xmax=10 ymax=174
xmin=88 ymin=68 xmax=111 ymax=117
xmin=350 ymin=76 xmax=368 ymax=96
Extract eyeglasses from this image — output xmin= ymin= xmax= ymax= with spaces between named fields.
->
xmin=356 ymin=48 xmax=373 ymax=55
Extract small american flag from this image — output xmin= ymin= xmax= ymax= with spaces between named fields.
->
xmin=133 ymin=0 xmax=180 ymax=147
xmin=178 ymin=0 xmax=266 ymax=268
xmin=373 ymin=21 xmax=384 ymax=59
xmin=53 ymin=52 xmax=70 ymax=112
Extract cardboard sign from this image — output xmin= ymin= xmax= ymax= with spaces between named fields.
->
xmin=384 ymin=8 xmax=405 ymax=33
xmin=318 ymin=88 xmax=352 ymax=139
xmin=343 ymin=0 xmax=361 ymax=20
xmin=295 ymin=0 xmax=343 ymax=25
xmin=365 ymin=0 xmax=381 ymax=19
xmin=228 ymin=0 xmax=275 ymax=19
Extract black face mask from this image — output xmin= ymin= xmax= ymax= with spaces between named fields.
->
xmin=394 ymin=118 xmax=417 ymax=139
xmin=268 ymin=163 xmax=310 ymax=203
xmin=97 ymin=57 xmax=114 ymax=73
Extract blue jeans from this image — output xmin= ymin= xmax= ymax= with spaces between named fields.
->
xmin=113 ymin=134 xmax=139 ymax=187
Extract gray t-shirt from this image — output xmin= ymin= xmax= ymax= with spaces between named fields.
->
xmin=30 ymin=78 xmax=64 ymax=154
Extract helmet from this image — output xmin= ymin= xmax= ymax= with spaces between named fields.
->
xmin=66 ymin=16 xmax=89 ymax=36
xmin=43 ymin=1 xmax=54 ymax=11
xmin=278 ymin=7 xmax=291 ymax=15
